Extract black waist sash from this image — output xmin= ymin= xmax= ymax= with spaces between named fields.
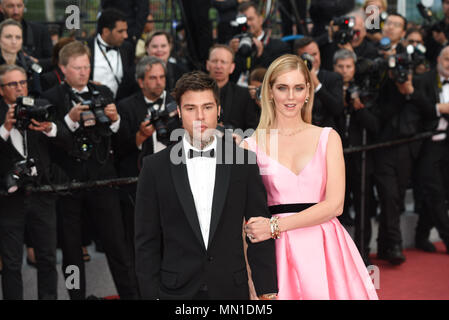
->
xmin=268 ymin=203 xmax=316 ymax=215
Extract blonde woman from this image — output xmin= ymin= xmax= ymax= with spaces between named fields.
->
xmin=242 ymin=54 xmax=378 ymax=300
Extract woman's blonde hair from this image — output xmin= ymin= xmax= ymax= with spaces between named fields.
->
xmin=256 ymin=54 xmax=314 ymax=136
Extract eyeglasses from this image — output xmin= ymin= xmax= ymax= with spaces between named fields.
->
xmin=1 ymin=80 xmax=27 ymax=89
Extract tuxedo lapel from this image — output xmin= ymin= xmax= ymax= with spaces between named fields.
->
xmin=207 ymin=137 xmax=232 ymax=248
xmin=170 ymin=141 xmax=206 ymax=250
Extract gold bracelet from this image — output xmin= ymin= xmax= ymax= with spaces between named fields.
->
xmin=270 ymin=216 xmax=280 ymax=239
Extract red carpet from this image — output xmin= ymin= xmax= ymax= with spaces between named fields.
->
xmin=372 ymin=242 xmax=449 ymax=300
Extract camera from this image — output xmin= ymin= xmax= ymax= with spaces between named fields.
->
xmin=301 ymin=53 xmax=314 ymax=71
xmin=145 ymin=100 xmax=180 ymax=146
xmin=72 ymin=90 xmax=113 ymax=134
xmin=230 ymin=14 xmax=255 ymax=58
xmin=332 ymin=16 xmax=355 ymax=45
xmin=388 ymin=44 xmax=426 ymax=83
xmin=14 ymin=96 xmax=55 ymax=131
xmin=4 ymin=158 xmax=35 ymax=194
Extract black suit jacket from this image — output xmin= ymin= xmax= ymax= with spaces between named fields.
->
xmin=42 ymin=83 xmax=119 ymax=182
xmin=86 ymin=36 xmax=139 ymax=102
xmin=135 ymin=135 xmax=278 ymax=299
xmin=220 ymin=81 xmax=259 ymax=132
xmin=313 ymin=69 xmax=344 ymax=130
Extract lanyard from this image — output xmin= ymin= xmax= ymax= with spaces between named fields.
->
xmin=96 ymin=39 xmax=121 ymax=86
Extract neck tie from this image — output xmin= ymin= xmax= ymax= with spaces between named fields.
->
xmin=188 ymin=148 xmax=215 ymax=159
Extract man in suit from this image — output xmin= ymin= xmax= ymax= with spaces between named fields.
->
xmin=0 ymin=65 xmax=66 ymax=299
xmin=295 ymin=37 xmax=344 ymax=131
xmin=115 ymin=56 xmax=181 ymax=285
xmin=42 ymin=41 xmax=138 ymax=300
xmin=86 ymin=8 xmax=137 ymax=101
xmin=412 ymin=45 xmax=449 ymax=254
xmin=206 ymin=44 xmax=259 ymax=133
xmin=0 ymin=0 xmax=53 ymax=72
xmin=135 ymin=71 xmax=278 ymax=300
xmin=230 ymin=1 xmax=290 ymax=85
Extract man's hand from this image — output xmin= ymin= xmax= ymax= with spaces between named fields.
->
xmin=136 ymin=119 xmax=155 ymax=147
xmin=394 ymin=74 xmax=414 ymax=96
xmin=68 ymin=103 xmax=89 ymax=122
xmin=229 ymin=38 xmax=240 ymax=53
xmin=28 ymin=119 xmax=53 ymax=133
xmin=104 ymin=103 xmax=119 ymax=122
xmin=3 ymin=104 xmax=17 ymax=131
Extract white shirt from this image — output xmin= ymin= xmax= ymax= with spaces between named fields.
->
xmin=93 ymin=34 xmax=124 ymax=98
xmin=434 ymin=76 xmax=449 ymax=141
xmin=183 ymin=134 xmax=217 ymax=249
xmin=140 ymin=92 xmax=167 ymax=153
xmin=64 ymin=85 xmax=120 ymax=133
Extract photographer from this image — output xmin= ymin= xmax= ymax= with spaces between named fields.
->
xmin=333 ymin=49 xmax=379 ymax=264
xmin=411 ymin=45 xmax=449 ymax=255
xmin=0 ymin=19 xmax=42 ymax=96
xmin=295 ymin=36 xmax=344 ymax=131
xmin=229 ymin=1 xmax=290 ymax=85
xmin=41 ymin=41 xmax=138 ymax=300
xmin=0 ymin=65 xmax=64 ymax=299
xmin=318 ymin=12 xmax=379 ymax=71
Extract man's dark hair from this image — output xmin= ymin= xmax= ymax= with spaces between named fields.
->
xmin=97 ymin=8 xmax=127 ymax=35
xmin=238 ymin=1 xmax=259 ymax=15
xmin=293 ymin=36 xmax=316 ymax=53
xmin=387 ymin=12 xmax=407 ymax=31
xmin=172 ymin=71 xmax=220 ymax=107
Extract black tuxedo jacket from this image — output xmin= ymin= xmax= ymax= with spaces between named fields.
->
xmin=42 ymin=83 xmax=119 ymax=182
xmin=220 ymin=81 xmax=259 ymax=132
xmin=135 ymin=135 xmax=278 ymax=299
xmin=314 ymin=69 xmax=344 ymax=130
xmin=86 ymin=37 xmax=139 ymax=102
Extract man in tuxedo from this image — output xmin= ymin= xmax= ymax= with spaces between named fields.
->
xmin=0 ymin=65 xmax=66 ymax=299
xmin=295 ymin=37 xmax=344 ymax=131
xmin=42 ymin=41 xmax=138 ymax=300
xmin=412 ymin=45 xmax=449 ymax=254
xmin=230 ymin=1 xmax=290 ymax=85
xmin=206 ymin=44 xmax=259 ymax=133
xmin=115 ymin=56 xmax=181 ymax=284
xmin=0 ymin=0 xmax=53 ymax=72
xmin=135 ymin=71 xmax=278 ymax=300
xmin=86 ymin=8 xmax=137 ymax=101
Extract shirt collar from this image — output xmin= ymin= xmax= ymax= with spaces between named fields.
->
xmin=183 ymin=133 xmax=217 ymax=154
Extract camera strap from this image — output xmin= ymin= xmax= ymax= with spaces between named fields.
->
xmin=96 ymin=39 xmax=121 ymax=87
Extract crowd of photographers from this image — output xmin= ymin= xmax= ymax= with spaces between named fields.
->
xmin=1 ymin=0 xmax=449 ymax=299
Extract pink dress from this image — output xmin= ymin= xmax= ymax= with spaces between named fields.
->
xmin=245 ymin=127 xmax=378 ymax=300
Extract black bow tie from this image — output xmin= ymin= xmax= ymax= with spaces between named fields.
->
xmin=103 ymin=44 xmax=118 ymax=52
xmin=147 ymin=98 xmax=163 ymax=110
xmin=443 ymin=79 xmax=449 ymax=86
xmin=188 ymin=148 xmax=215 ymax=159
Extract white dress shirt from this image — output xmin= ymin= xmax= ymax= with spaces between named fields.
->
xmin=64 ymin=85 xmax=120 ymax=133
xmin=434 ymin=76 xmax=449 ymax=141
xmin=183 ymin=134 xmax=217 ymax=249
xmin=93 ymin=34 xmax=124 ymax=98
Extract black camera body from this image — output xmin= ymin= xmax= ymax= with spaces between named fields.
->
xmin=4 ymin=158 xmax=35 ymax=193
xmin=145 ymin=100 xmax=180 ymax=146
xmin=231 ymin=14 xmax=255 ymax=58
xmin=14 ymin=96 xmax=55 ymax=131
xmin=333 ymin=16 xmax=355 ymax=45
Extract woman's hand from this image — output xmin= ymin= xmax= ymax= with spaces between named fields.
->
xmin=245 ymin=217 xmax=271 ymax=243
